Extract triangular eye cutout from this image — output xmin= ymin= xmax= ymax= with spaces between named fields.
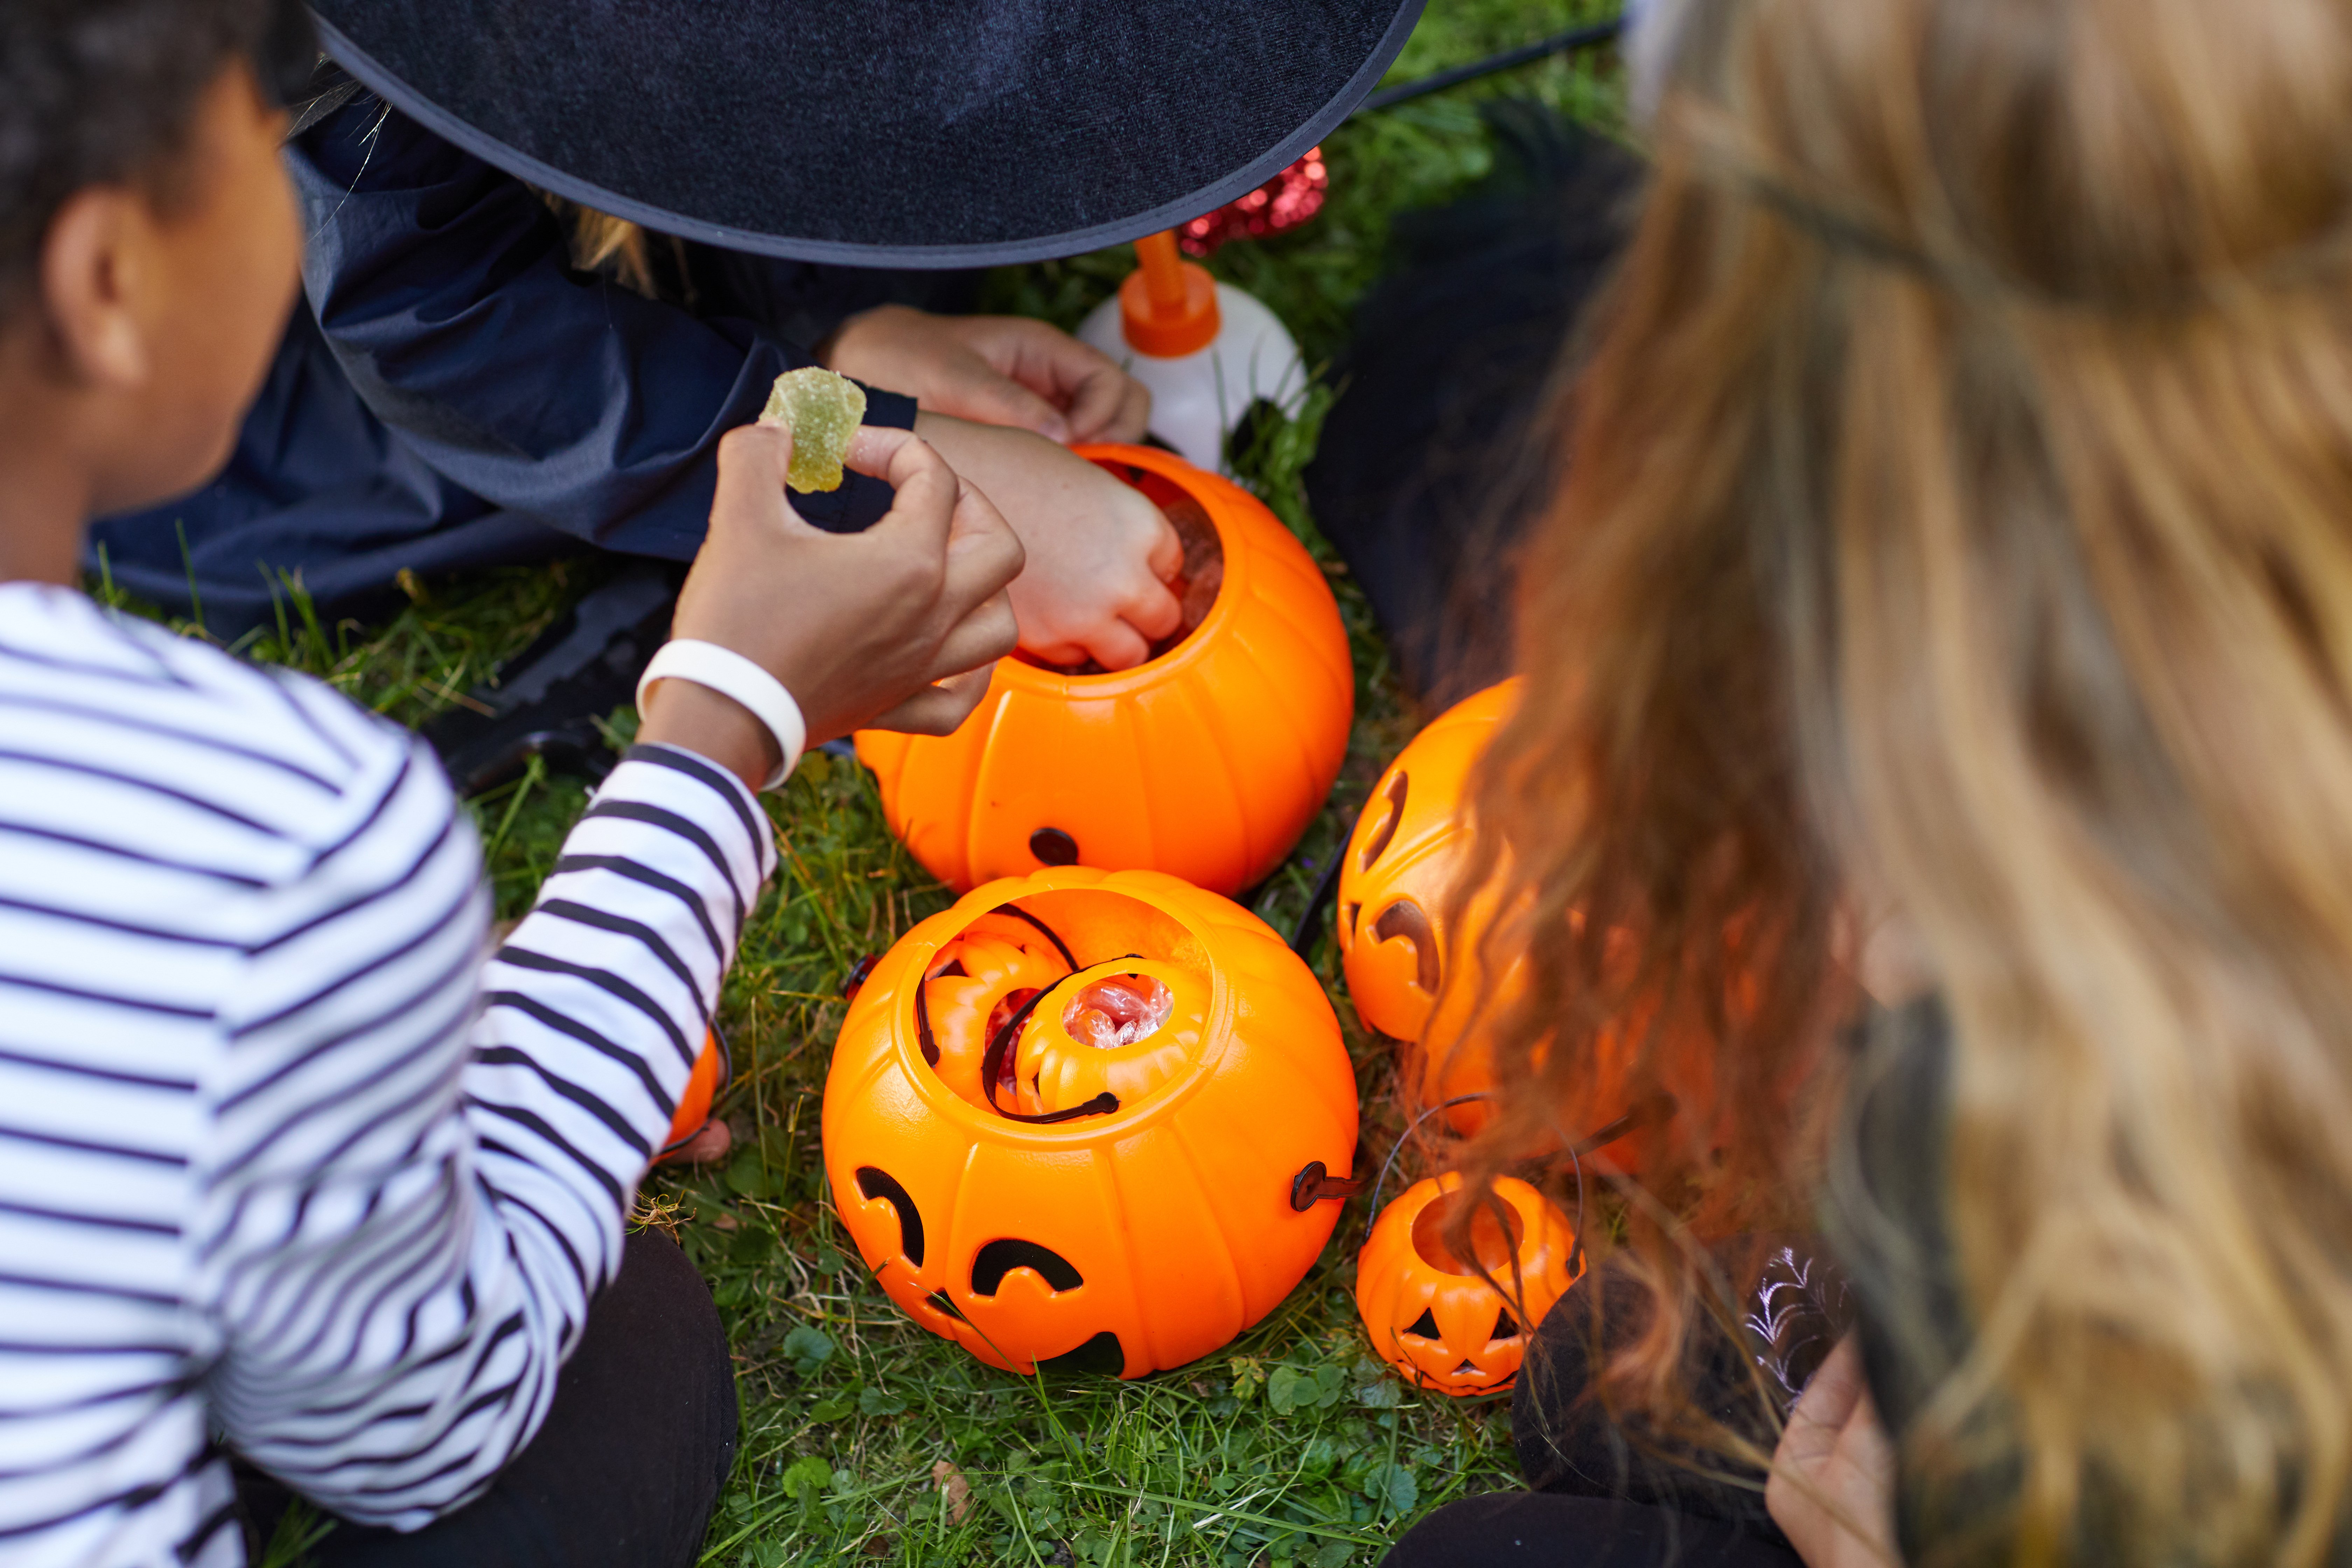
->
xmin=1492 ymin=1307 xmax=1521 ymax=1340
xmin=1404 ymin=1308 xmax=1441 ymax=1339
xmin=1359 ymin=770 xmax=1410 ymax=869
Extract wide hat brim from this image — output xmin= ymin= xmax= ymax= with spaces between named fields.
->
xmin=309 ymin=1 xmax=1426 ymax=268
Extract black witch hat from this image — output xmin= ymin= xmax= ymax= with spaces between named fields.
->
xmin=307 ymin=1 xmax=1426 ymax=267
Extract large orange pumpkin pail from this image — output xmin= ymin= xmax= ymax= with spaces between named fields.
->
xmin=823 ymin=867 xmax=1360 ymax=1378
xmin=855 ymin=445 xmax=1353 ymax=898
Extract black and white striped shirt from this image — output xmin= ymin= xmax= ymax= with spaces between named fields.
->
xmin=0 ymin=583 xmax=773 ymax=1567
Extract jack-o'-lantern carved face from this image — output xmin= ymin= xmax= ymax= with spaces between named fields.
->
xmin=1355 ymin=1174 xmax=1578 ymax=1396
xmin=1337 ymin=683 xmax=1553 ymax=1143
xmin=1336 ymin=683 xmax=1666 ymax=1167
xmin=824 ymin=867 xmax=1360 ymax=1379
xmin=1336 ymin=684 xmax=1518 ymax=1051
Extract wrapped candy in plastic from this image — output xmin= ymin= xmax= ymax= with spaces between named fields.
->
xmin=1011 ymin=965 xmax=1202 ymax=1117
xmin=760 ymin=366 xmax=867 ymax=493
xmin=1061 ymin=973 xmax=1173 ymax=1052
xmin=1154 ymin=493 xmax=1225 ymax=658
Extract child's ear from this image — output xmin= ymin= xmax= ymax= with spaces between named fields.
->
xmin=37 ymin=187 xmax=156 ymax=391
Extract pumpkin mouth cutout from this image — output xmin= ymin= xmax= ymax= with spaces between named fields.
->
xmin=1017 ymin=471 xmax=1225 ymax=677
xmin=915 ymin=890 xmax=1213 ymax=1121
xmin=1410 ymin=1190 xmax=1525 ymax=1278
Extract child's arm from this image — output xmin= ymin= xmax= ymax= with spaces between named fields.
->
xmin=194 ymin=425 xmax=1019 ymax=1525
xmin=194 ymin=717 xmax=757 ymax=1528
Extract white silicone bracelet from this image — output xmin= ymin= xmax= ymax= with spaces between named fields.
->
xmin=635 ymin=639 xmax=807 ymax=792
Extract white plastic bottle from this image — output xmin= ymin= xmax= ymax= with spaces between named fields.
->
xmin=1077 ymin=231 xmax=1307 ymax=472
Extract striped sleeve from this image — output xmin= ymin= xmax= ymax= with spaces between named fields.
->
xmin=193 ymin=734 xmax=772 ymax=1529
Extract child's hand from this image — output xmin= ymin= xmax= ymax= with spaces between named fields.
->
xmin=914 ymin=411 xmax=1184 ymax=671
xmin=639 ymin=423 xmax=1024 ymax=790
xmin=1765 ymin=1335 xmax=1900 ymax=1568
xmin=824 ymin=304 xmax=1150 ymax=446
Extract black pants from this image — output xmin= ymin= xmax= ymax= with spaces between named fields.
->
xmin=1388 ymin=1245 xmax=1848 ymax=1568
xmin=238 ymin=1231 xmax=737 ymax=1568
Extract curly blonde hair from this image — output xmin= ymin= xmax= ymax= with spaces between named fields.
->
xmin=1453 ymin=0 xmax=2352 ymax=1560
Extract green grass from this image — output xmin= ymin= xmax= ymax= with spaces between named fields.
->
xmin=139 ymin=7 xmax=1629 ymax=1561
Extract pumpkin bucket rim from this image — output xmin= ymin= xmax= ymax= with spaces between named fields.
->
xmin=881 ymin=882 xmax=1240 ymax=1143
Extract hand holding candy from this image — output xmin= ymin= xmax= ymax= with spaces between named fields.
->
xmin=639 ymin=422 xmax=1024 ymax=791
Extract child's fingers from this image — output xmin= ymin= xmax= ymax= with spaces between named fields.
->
xmin=1064 ymin=362 xmax=1152 ymax=446
xmin=947 ymin=365 xmax=1072 ymax=443
xmin=1122 ymin=574 xmax=1184 ymax=643
xmin=711 ymin=424 xmax=812 ymax=536
xmin=1079 ymin=618 xmax=1153 ymax=673
xmin=843 ymin=421 xmax=916 ymax=478
xmin=867 ymin=665 xmax=999 ymax=737
xmin=1786 ymin=1335 xmax=1868 ymax=1451
xmin=925 ymin=595 xmax=1019 ymax=681
xmin=846 ymin=427 xmax=962 ymax=551
xmin=1144 ymin=506 xmax=1184 ymax=582
xmin=938 ymin=481 xmax=1026 ymax=619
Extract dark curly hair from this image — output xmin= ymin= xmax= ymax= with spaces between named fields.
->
xmin=0 ymin=0 xmax=303 ymax=318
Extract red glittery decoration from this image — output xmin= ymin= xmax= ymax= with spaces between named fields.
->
xmin=1179 ymin=147 xmax=1329 ymax=257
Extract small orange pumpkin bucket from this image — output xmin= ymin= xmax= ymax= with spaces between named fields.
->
xmin=855 ymin=445 xmax=1353 ymax=897
xmin=661 ymin=1028 xmax=729 ymax=1155
xmin=822 ymin=866 xmax=1361 ymax=1378
xmin=1354 ymin=1172 xmax=1579 ymax=1397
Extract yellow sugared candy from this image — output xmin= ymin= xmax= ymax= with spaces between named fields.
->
xmin=759 ymin=367 xmax=866 ymax=493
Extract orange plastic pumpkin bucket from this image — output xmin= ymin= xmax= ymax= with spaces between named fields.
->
xmin=1337 ymin=680 xmax=1519 ymax=1055
xmin=1354 ymin=1172 xmax=1579 ymax=1397
xmin=855 ymin=445 xmax=1353 ymax=897
xmin=1337 ymin=681 xmax=1657 ymax=1163
xmin=662 ymin=1028 xmax=728 ymax=1153
xmin=1339 ymin=682 xmax=1737 ymax=1169
xmin=822 ymin=866 xmax=1360 ymax=1378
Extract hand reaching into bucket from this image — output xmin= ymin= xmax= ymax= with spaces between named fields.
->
xmin=638 ymin=422 xmax=1024 ymax=792
xmin=914 ymin=412 xmax=1184 ymax=670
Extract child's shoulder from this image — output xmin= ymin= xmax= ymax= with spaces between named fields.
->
xmin=0 ymin=584 xmax=437 ymax=854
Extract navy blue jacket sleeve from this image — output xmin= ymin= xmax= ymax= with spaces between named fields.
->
xmin=287 ymin=87 xmax=914 ymax=553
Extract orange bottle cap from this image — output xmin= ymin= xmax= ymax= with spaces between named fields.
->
xmin=1119 ymin=230 xmax=1220 ymax=357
